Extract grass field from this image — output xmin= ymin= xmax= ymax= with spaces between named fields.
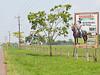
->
xmin=4 ymin=45 xmax=100 ymax=75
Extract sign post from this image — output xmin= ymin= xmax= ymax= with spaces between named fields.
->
xmin=74 ymin=12 xmax=99 ymax=61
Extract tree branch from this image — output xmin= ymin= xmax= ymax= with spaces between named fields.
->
xmin=55 ymin=19 xmax=62 ymax=27
xmin=53 ymin=33 xmax=59 ymax=40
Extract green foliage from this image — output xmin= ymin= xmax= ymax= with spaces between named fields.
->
xmin=13 ymin=32 xmax=24 ymax=38
xmin=47 ymin=14 xmax=58 ymax=23
xmin=13 ymin=32 xmax=24 ymax=43
xmin=50 ymin=4 xmax=71 ymax=11
xmin=27 ymin=4 xmax=72 ymax=44
xmin=27 ymin=4 xmax=72 ymax=56
xmin=25 ymin=35 xmax=32 ymax=43
xmin=28 ymin=11 xmax=47 ymax=29
xmin=25 ymin=34 xmax=46 ymax=44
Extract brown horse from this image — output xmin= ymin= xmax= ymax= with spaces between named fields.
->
xmin=72 ymin=25 xmax=88 ymax=45
xmin=72 ymin=25 xmax=79 ymax=45
xmin=81 ymin=30 xmax=87 ymax=43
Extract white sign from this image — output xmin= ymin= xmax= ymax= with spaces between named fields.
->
xmin=75 ymin=12 xmax=99 ymax=46
xmin=75 ymin=13 xmax=98 ymax=35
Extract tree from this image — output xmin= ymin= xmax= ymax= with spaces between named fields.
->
xmin=27 ymin=4 xmax=72 ymax=56
xmin=25 ymin=34 xmax=33 ymax=45
xmin=13 ymin=32 xmax=24 ymax=44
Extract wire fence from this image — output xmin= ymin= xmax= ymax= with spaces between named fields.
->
xmin=19 ymin=45 xmax=100 ymax=61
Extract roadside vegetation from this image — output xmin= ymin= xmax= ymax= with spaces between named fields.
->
xmin=4 ymin=45 xmax=100 ymax=75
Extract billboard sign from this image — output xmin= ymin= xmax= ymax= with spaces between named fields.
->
xmin=74 ymin=12 xmax=99 ymax=47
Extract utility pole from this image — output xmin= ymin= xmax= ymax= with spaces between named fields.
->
xmin=8 ymin=31 xmax=11 ymax=45
xmin=16 ymin=16 xmax=21 ymax=48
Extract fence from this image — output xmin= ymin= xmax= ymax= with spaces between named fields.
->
xmin=20 ymin=45 xmax=100 ymax=61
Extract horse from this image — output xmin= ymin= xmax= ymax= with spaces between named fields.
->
xmin=72 ymin=25 xmax=88 ymax=45
xmin=72 ymin=26 xmax=79 ymax=45
xmin=81 ymin=30 xmax=87 ymax=43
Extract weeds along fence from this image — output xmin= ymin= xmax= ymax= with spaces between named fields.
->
xmin=20 ymin=45 xmax=100 ymax=61
xmin=20 ymin=45 xmax=73 ymax=57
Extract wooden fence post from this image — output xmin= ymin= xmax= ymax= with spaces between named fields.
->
xmin=93 ymin=48 xmax=97 ymax=62
xmin=74 ymin=47 xmax=78 ymax=60
xmin=67 ymin=49 xmax=70 ymax=58
xmin=55 ymin=48 xmax=57 ymax=56
xmin=60 ymin=48 xmax=62 ymax=56
xmin=85 ymin=45 xmax=89 ymax=61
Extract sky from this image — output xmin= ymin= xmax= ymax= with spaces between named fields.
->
xmin=0 ymin=0 xmax=100 ymax=43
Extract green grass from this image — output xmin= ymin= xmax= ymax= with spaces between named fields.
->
xmin=4 ymin=45 xmax=100 ymax=75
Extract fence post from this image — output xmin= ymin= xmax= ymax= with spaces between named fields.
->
xmin=55 ymin=48 xmax=57 ymax=56
xmin=93 ymin=48 xmax=97 ymax=62
xmin=60 ymin=48 xmax=62 ymax=56
xmin=85 ymin=45 xmax=89 ymax=61
xmin=74 ymin=46 xmax=78 ymax=60
xmin=67 ymin=49 xmax=70 ymax=58
xmin=75 ymin=48 xmax=78 ymax=60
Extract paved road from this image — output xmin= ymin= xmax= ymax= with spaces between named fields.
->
xmin=0 ymin=47 xmax=7 ymax=75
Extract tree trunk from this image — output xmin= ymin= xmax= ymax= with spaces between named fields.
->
xmin=49 ymin=37 xmax=52 ymax=56
xmin=49 ymin=43 xmax=52 ymax=56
